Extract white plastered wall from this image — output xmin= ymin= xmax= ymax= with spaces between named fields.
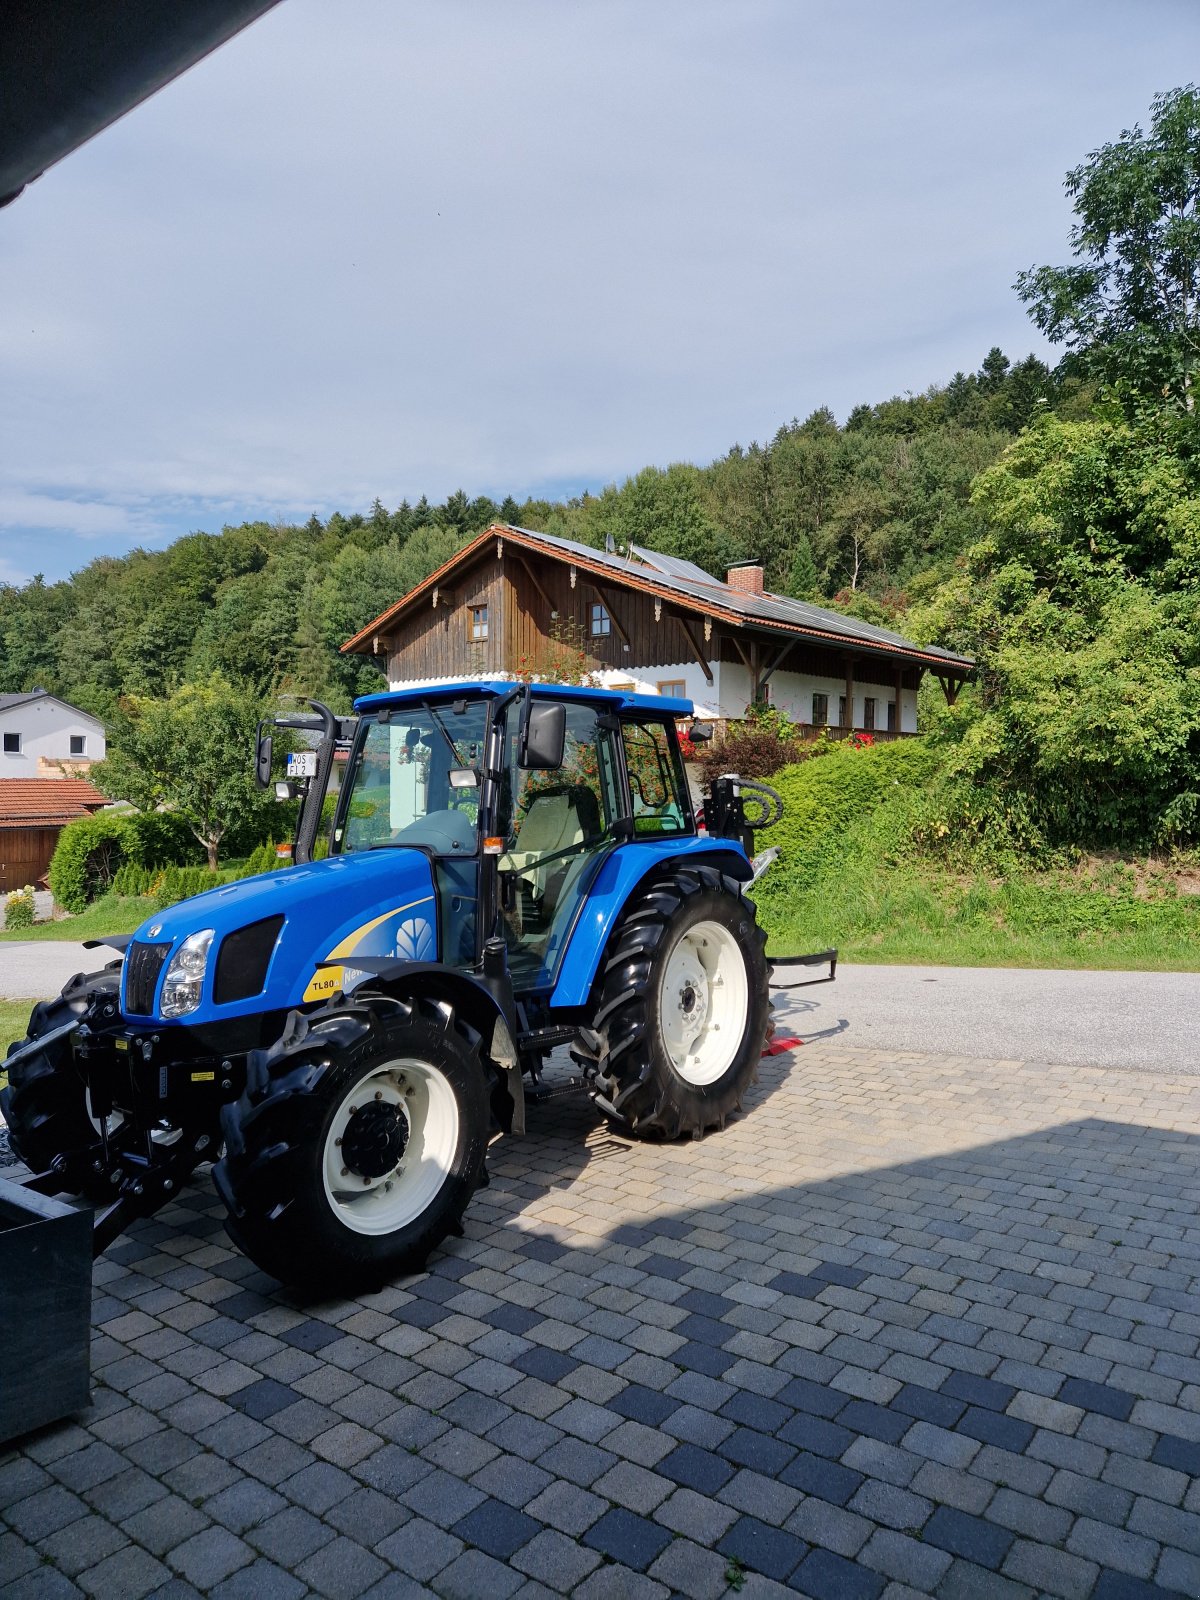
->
xmin=0 ymin=698 xmax=106 ymax=776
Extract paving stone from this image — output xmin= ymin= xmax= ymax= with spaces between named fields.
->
xmin=859 ymin=1526 xmax=953 ymax=1592
xmin=1001 ymin=1538 xmax=1099 ymax=1599
xmin=167 ymin=1527 xmax=255 ymax=1588
xmin=377 ymin=1515 xmax=463 ymax=1581
xmin=511 ymin=1526 xmax=604 ymax=1591
xmin=1065 ymin=1516 xmax=1159 ymax=1579
xmin=847 ymin=1479 xmax=932 ymax=1534
xmin=792 ymin=1544 xmax=887 ymax=1600
xmin=648 ymin=1535 xmax=732 ymax=1600
xmin=716 ymin=1514 xmax=809 ymax=1583
xmin=248 ymin=1505 xmax=335 ymax=1565
xmin=276 ymin=1535 xmax=378 ymax=1600
xmin=923 ymin=1504 xmax=1014 ymax=1570
xmin=583 ymin=1505 xmax=672 ymax=1570
xmin=124 ymin=1493 xmax=211 ymax=1556
xmin=36 ymin=1509 xmax=128 ymax=1576
xmin=78 ymin=1543 xmax=172 ymax=1598
xmin=436 ymin=1547 xmax=525 ymax=1600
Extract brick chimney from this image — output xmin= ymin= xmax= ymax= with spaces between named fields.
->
xmin=726 ymin=559 xmax=764 ymax=597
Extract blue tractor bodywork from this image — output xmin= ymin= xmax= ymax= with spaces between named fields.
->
xmin=117 ymin=679 xmax=751 ymax=1033
xmin=3 ymin=678 xmax=824 ymax=1279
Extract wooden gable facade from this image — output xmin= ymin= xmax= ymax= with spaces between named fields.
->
xmin=343 ymin=525 xmax=973 ymax=733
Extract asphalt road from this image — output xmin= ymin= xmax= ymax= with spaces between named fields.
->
xmin=1 ymin=941 xmax=1196 ymax=1074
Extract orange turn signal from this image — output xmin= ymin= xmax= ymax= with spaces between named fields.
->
xmin=483 ymin=836 xmax=505 ymax=854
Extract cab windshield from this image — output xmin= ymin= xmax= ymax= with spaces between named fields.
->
xmin=336 ymin=701 xmax=489 ymax=856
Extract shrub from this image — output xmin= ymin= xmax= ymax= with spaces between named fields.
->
xmin=4 ymin=885 xmax=35 ymax=930
xmin=49 ymin=810 xmax=205 ymax=913
xmin=693 ymin=707 xmax=811 ymax=784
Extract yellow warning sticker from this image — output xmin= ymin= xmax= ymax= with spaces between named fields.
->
xmin=190 ymin=1070 xmax=216 ymax=1082
xmin=114 ymin=1036 xmax=129 ymax=1052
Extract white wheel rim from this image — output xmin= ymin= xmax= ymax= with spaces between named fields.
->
xmin=321 ymin=1058 xmax=460 ymax=1236
xmin=659 ymin=919 xmax=749 ymax=1086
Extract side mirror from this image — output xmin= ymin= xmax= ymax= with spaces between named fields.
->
xmin=519 ymin=701 xmax=566 ymax=770
xmin=688 ymin=722 xmax=714 ymax=742
xmin=255 ymin=727 xmax=274 ymax=787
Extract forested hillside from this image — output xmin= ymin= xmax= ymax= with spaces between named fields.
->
xmin=0 ymin=345 xmax=1076 ymax=719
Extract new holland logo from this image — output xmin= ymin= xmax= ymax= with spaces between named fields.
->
xmin=395 ymin=917 xmax=434 ymax=961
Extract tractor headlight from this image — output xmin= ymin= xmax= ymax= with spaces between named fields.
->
xmin=160 ymin=929 xmax=214 ymax=1019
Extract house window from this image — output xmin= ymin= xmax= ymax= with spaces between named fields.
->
xmin=590 ymin=602 xmax=611 ymax=637
xmin=70 ymin=734 xmax=86 ymax=756
xmin=863 ymin=698 xmax=875 ymax=731
xmin=887 ymin=699 xmax=897 ymax=732
xmin=811 ymin=693 xmax=828 ymax=727
xmin=2 ymin=732 xmax=19 ymax=753
xmin=470 ymin=604 xmax=488 ymax=641
xmin=657 ymin=680 xmax=686 ymax=698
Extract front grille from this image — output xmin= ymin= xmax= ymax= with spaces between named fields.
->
xmin=213 ymin=915 xmax=284 ymax=1005
xmin=124 ymin=941 xmax=172 ymax=1015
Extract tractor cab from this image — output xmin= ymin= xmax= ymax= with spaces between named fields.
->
xmin=262 ymin=680 xmax=705 ymax=997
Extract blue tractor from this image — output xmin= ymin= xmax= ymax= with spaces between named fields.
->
xmin=2 ymin=682 xmax=832 ymax=1293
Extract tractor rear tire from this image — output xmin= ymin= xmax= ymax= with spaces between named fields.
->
xmin=1 ymin=965 xmax=121 ymax=1197
xmin=214 ymin=995 xmax=490 ymax=1293
xmin=591 ymin=865 xmax=769 ymax=1139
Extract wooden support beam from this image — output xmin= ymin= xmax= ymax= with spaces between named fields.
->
xmin=844 ymin=654 xmax=856 ymax=729
xmin=513 ymin=555 xmax=556 ymax=617
xmin=673 ymin=613 xmax=715 ymax=685
xmin=730 ymin=634 xmax=755 ymax=673
xmin=935 ymin=674 xmax=962 ymax=707
xmin=895 ymin=664 xmax=904 ymax=733
xmin=594 ymin=585 xmax=632 ymax=652
xmin=758 ymin=641 xmax=792 ymax=690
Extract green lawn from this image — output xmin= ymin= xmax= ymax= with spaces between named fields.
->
xmin=757 ymin=861 xmax=1200 ymax=972
xmin=0 ymin=998 xmax=36 ymax=1090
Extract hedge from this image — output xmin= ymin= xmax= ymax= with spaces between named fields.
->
xmin=49 ymin=810 xmax=202 ymax=913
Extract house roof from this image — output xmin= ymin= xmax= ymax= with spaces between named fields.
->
xmin=341 ymin=524 xmax=974 ymax=676
xmin=0 ymin=688 xmax=107 ymax=726
xmin=0 ymin=778 xmax=109 ymax=829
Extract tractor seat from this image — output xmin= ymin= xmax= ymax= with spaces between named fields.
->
xmin=501 ymin=785 xmax=602 ymax=942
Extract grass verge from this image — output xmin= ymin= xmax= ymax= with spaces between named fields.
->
xmin=0 ymin=998 xmax=36 ymax=1091
xmin=754 ymin=742 xmax=1200 ymax=973
xmin=0 ymin=894 xmax=156 ymax=942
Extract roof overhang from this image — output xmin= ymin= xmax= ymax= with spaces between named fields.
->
xmin=342 ymin=525 xmax=974 ymax=678
xmin=1 ymin=0 xmax=282 ymax=208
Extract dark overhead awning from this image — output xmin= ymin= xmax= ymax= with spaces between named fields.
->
xmin=0 ymin=0 xmax=283 ymax=208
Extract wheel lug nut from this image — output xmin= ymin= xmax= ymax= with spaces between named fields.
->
xmin=375 ymin=1091 xmax=383 ymax=1100
xmin=341 ymin=1166 xmax=348 ymax=1176
xmin=335 ymin=1136 xmax=342 ymax=1146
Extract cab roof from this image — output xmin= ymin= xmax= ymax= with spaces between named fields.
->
xmin=354 ymin=680 xmax=693 ymax=718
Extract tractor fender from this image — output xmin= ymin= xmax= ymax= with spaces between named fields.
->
xmin=549 ymin=838 xmax=752 ymax=1010
xmin=321 ymin=958 xmax=524 ymax=1134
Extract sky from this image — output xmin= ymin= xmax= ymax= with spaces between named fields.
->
xmin=2 ymin=0 xmax=1199 ymax=586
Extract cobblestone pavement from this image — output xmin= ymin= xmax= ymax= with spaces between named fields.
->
xmin=4 ymin=1042 xmax=1200 ymax=1600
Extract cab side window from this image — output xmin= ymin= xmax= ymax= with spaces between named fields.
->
xmin=621 ymin=720 xmax=687 ymax=836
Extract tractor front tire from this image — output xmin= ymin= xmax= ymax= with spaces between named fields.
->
xmin=214 ymin=996 xmax=490 ymax=1293
xmin=1 ymin=966 xmax=121 ymax=1196
xmin=592 ymin=865 xmax=769 ymax=1139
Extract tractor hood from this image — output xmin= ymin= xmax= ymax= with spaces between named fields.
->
xmin=120 ymin=849 xmax=441 ymax=1027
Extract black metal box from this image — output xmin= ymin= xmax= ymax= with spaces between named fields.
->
xmin=0 ymin=1177 xmax=92 ymax=1443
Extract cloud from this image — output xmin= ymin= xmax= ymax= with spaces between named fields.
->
xmin=1 ymin=0 xmax=1197 ymax=583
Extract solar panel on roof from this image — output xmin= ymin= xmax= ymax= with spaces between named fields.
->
xmin=627 ymin=544 xmax=721 ymax=586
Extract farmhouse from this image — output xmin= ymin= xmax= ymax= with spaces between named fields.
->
xmin=343 ymin=525 xmax=973 ymax=730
